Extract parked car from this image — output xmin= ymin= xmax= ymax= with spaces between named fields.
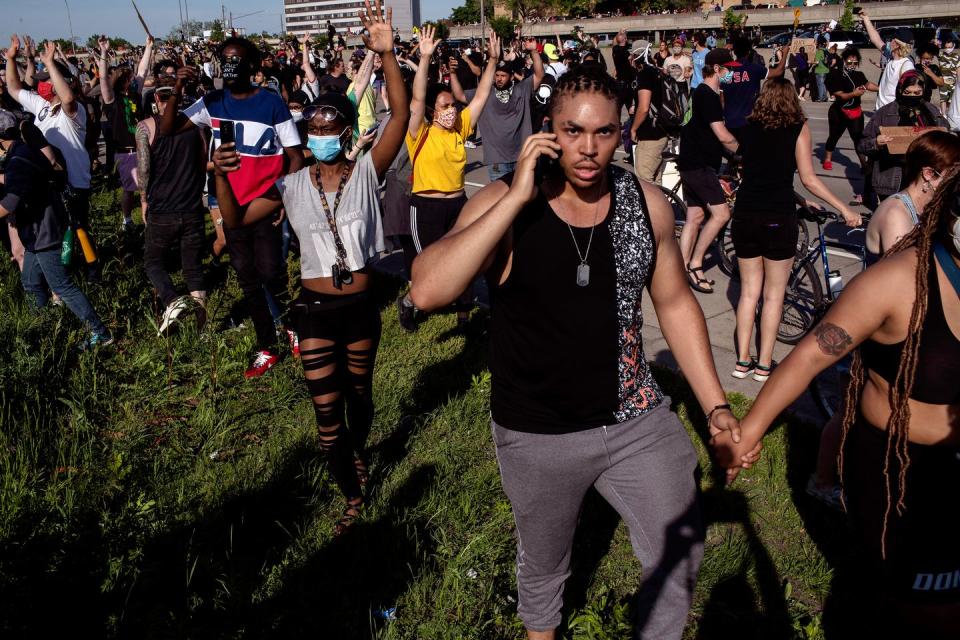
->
xmin=825 ymin=30 xmax=872 ymax=51
xmin=760 ymin=30 xmax=812 ymax=48
xmin=877 ymin=26 xmax=936 ymax=48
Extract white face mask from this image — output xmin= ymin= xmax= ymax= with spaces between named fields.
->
xmin=290 ymin=109 xmax=304 ymax=123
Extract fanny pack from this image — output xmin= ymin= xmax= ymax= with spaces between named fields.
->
xmin=841 ymin=105 xmax=862 ymax=120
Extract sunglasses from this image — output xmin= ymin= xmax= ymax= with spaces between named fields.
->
xmin=302 ymin=104 xmax=347 ymax=123
xmin=220 ymin=55 xmax=244 ymax=64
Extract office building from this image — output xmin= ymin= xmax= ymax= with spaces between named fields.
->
xmin=284 ymin=0 xmax=420 ymax=38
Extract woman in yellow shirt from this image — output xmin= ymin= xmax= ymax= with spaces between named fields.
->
xmin=396 ymin=25 xmax=500 ymax=331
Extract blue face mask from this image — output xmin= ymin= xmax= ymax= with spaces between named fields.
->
xmin=307 ymin=132 xmax=344 ymax=162
xmin=719 ymin=69 xmax=733 ymax=85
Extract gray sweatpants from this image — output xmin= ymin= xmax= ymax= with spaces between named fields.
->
xmin=492 ymin=401 xmax=704 ymax=638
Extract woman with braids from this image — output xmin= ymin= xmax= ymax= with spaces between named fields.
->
xmin=715 ymin=168 xmax=960 ymax=636
xmin=212 ymin=1 xmax=408 ymax=536
xmin=412 ymin=63 xmax=740 ymax=640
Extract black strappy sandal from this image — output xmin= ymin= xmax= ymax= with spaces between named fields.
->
xmin=686 ymin=264 xmax=715 ymax=294
xmin=334 ymin=499 xmax=363 ymax=537
xmin=353 ymin=454 xmax=369 ymax=488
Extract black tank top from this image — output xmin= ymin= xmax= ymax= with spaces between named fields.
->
xmin=489 ymin=166 xmax=663 ymax=433
xmin=146 ymin=116 xmax=206 ymax=214
xmin=859 ymin=252 xmax=960 ymax=405
xmin=734 ymin=122 xmax=803 ymax=218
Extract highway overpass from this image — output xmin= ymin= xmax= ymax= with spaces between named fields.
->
xmin=448 ymin=0 xmax=959 ymax=40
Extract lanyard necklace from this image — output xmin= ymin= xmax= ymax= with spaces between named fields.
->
xmin=315 ymin=163 xmax=353 ymax=288
xmin=556 ymin=184 xmax=604 ymax=287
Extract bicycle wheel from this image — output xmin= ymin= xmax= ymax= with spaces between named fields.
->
xmin=796 ymin=218 xmax=811 ymax=255
xmin=809 ymin=353 xmax=852 ymax=420
xmin=778 ymin=260 xmax=823 ymax=345
xmin=717 ymin=222 xmax=738 ymax=278
xmin=659 ymin=185 xmax=687 ymax=239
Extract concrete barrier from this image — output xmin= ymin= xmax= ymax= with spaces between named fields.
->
xmin=449 ymin=0 xmax=959 ymax=40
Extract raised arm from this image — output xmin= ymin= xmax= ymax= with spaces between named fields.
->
xmin=449 ymin=58 xmax=467 ymax=103
xmin=466 ymin=31 xmax=501 ymax=123
xmin=22 ymin=36 xmax=36 ymax=86
xmin=358 ymin=1 xmax=408 ymax=178
xmin=795 ymin=124 xmax=861 ymax=226
xmin=767 ymin=44 xmax=789 ymax=79
xmin=136 ymin=36 xmax=154 ymax=84
xmin=349 ymin=47 xmax=376 ymax=103
xmin=135 ymin=119 xmax=152 ymax=218
xmin=524 ymin=36 xmax=544 ymax=88
xmin=301 ymin=32 xmax=318 ymax=84
xmin=408 ymin=24 xmax=440 ymax=139
xmin=3 ymin=36 xmax=24 ymax=96
xmin=460 ymin=49 xmax=482 ymax=76
xmin=97 ymin=36 xmax=114 ymax=104
xmin=40 ymin=41 xmax=77 ymax=116
xmin=860 ymin=10 xmax=885 ymax=51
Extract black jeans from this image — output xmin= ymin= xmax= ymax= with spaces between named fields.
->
xmin=410 ymin=194 xmax=472 ymax=310
xmin=143 ymin=210 xmax=207 ymax=307
xmin=825 ymin=105 xmax=865 ymax=153
xmin=225 ymin=216 xmax=289 ymax=351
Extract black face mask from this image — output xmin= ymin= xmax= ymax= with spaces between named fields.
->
xmin=897 ymin=94 xmax=923 ymax=109
xmin=222 ymin=59 xmax=252 ymax=86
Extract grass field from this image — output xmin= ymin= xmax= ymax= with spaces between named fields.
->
xmin=0 ymin=184 xmax=871 ymax=639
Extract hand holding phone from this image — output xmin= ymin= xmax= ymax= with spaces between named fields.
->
xmin=219 ymin=120 xmax=236 ymax=146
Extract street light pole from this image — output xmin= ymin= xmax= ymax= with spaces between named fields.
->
xmin=63 ymin=0 xmax=76 ymax=54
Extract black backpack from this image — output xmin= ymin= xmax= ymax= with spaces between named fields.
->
xmin=651 ymin=72 xmax=690 ymax=136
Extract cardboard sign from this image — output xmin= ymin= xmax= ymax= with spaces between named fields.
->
xmin=790 ymin=38 xmax=815 ymax=54
xmin=880 ymin=126 xmax=948 ymax=155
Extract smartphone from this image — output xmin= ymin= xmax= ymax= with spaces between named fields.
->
xmin=852 ymin=6 xmax=862 ymax=14
xmin=219 ymin=120 xmax=236 ymax=146
xmin=536 ymin=119 xmax=560 ymax=177
xmin=363 ymin=121 xmax=381 ymax=137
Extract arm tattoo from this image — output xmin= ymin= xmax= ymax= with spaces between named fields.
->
xmin=135 ymin=123 xmax=151 ymax=195
xmin=813 ymin=322 xmax=853 ymax=357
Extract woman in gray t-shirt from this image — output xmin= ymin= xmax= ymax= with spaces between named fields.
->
xmin=212 ymin=7 xmax=409 ymax=537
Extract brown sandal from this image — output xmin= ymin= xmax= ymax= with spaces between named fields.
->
xmin=333 ymin=499 xmax=363 ymax=537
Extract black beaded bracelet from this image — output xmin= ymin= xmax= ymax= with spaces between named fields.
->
xmin=707 ymin=403 xmax=732 ymax=424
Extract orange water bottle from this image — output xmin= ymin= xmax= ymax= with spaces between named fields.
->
xmin=75 ymin=228 xmax=97 ymax=264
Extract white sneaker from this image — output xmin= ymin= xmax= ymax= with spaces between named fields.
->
xmin=158 ymin=296 xmax=191 ymax=334
xmin=464 ymin=140 xmax=478 ymax=149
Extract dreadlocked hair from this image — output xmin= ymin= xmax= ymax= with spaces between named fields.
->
xmin=838 ymin=164 xmax=960 ymax=559
xmin=548 ymin=63 xmax=618 ymax=116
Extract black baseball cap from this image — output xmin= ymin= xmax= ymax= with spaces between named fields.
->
xmin=704 ymin=48 xmax=734 ymax=67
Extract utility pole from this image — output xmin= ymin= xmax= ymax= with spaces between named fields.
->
xmin=222 ymin=4 xmax=227 ymax=31
xmin=480 ymin=0 xmax=485 ymax=40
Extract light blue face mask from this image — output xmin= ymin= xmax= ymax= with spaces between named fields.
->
xmin=719 ymin=69 xmax=733 ymax=85
xmin=307 ymin=131 xmax=346 ymax=162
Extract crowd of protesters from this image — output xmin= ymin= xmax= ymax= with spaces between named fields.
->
xmin=1 ymin=3 xmax=960 ymax=637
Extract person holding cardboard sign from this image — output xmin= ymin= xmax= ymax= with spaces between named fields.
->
xmin=858 ymin=71 xmax=948 ymax=204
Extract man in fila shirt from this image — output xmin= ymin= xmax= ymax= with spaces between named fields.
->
xmin=170 ymin=37 xmax=304 ymax=378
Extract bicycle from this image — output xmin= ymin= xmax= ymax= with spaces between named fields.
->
xmin=778 ymin=202 xmax=870 ymax=419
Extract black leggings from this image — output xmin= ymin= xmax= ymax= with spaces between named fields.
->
xmin=294 ymin=288 xmax=381 ymax=502
xmin=843 ymin=412 xmax=960 ymax=605
xmin=825 ymin=104 xmax=865 ymax=153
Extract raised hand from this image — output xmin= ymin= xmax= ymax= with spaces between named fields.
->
xmin=523 ymin=37 xmax=538 ymax=52
xmin=418 ymin=24 xmax=440 ymax=58
xmin=23 ymin=35 xmax=35 ymax=57
xmin=358 ymin=0 xmax=394 ymax=54
xmin=5 ymin=35 xmax=20 ymax=61
xmin=98 ymin=35 xmax=110 ymax=56
xmin=300 ymin=31 xmax=312 ymax=47
xmin=40 ymin=40 xmax=56 ymax=65
xmin=487 ymin=29 xmax=501 ymax=61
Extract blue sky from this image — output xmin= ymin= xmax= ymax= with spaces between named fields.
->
xmin=4 ymin=0 xmax=457 ymax=43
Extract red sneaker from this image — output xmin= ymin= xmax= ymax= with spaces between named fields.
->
xmin=244 ymin=350 xmax=279 ymax=379
xmin=822 ymin=160 xmax=833 ymax=171
xmin=287 ymin=329 xmax=300 ymax=358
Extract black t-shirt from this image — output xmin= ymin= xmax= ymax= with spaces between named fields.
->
xmin=735 ymin=121 xmax=804 ymax=217
xmin=0 ymin=142 xmax=66 ymax=252
xmin=826 ymin=68 xmax=868 ymax=109
xmin=317 ymin=73 xmax=350 ymax=95
xmin=104 ymin=94 xmax=142 ymax=148
xmin=633 ymin=65 xmax=663 ymax=141
xmin=678 ymin=83 xmax=725 ymax=171
xmin=612 ymin=44 xmax=634 ymax=83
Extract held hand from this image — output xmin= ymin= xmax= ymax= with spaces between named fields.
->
xmin=839 ymin=205 xmax=862 ymax=227
xmin=707 ymin=408 xmax=741 ymax=444
xmin=418 ymin=24 xmax=440 ymax=58
xmin=5 ymin=35 xmax=20 ymax=60
xmin=511 ymin=132 xmax=560 ymax=204
xmin=355 ymin=128 xmax=377 ymax=150
xmin=358 ymin=0 xmax=394 ymax=55
xmin=710 ymin=430 xmax=763 ymax=486
xmin=146 ymin=35 xmax=154 ymax=47
xmin=213 ymin=142 xmax=241 ymax=175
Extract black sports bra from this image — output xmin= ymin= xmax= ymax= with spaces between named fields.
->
xmin=860 ymin=254 xmax=960 ymax=405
